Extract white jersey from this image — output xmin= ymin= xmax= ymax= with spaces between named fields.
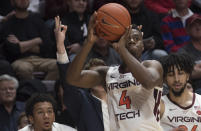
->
xmin=106 ymin=66 xmax=163 ymax=131
xmin=161 ymin=93 xmax=201 ymax=131
xmin=18 ymin=122 xmax=77 ymax=131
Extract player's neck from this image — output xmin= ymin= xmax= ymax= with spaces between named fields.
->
xmin=169 ymin=88 xmax=193 ymax=107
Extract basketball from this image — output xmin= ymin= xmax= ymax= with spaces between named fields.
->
xmin=95 ymin=3 xmax=131 ymax=41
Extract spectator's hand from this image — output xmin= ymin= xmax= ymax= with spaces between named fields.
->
xmin=143 ymin=37 xmax=155 ymax=50
xmin=29 ymin=45 xmax=40 ymax=53
xmin=66 ymin=43 xmax=82 ymax=54
xmin=86 ymin=12 xmax=98 ymax=44
xmin=54 ymin=16 xmax=67 ymax=45
xmin=7 ymin=34 xmax=20 ymax=44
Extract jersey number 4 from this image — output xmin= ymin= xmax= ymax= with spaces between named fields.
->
xmin=119 ymin=90 xmax=131 ymax=109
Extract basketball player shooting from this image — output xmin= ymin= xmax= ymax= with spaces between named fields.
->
xmin=55 ymin=11 xmax=164 ymax=131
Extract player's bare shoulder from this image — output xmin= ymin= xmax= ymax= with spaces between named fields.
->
xmin=142 ymin=60 xmax=163 ymax=87
xmin=142 ymin=60 xmax=163 ymax=73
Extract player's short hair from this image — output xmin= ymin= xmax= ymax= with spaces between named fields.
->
xmin=159 ymin=53 xmax=194 ymax=78
xmin=25 ymin=93 xmax=57 ymax=117
xmin=84 ymin=58 xmax=106 ymax=70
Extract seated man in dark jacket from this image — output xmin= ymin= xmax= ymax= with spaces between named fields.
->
xmin=0 ymin=0 xmax=58 ymax=80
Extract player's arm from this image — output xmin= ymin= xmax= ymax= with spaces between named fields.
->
xmin=141 ymin=60 xmax=163 ymax=89
xmin=114 ymin=26 xmax=163 ymax=89
xmin=66 ymin=12 xmax=107 ymax=88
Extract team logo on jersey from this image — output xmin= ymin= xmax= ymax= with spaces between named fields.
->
xmin=194 ymin=106 xmax=201 ymax=115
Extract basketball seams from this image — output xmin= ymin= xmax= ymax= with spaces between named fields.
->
xmin=114 ymin=4 xmax=131 ymax=25
xmin=96 ymin=3 xmax=131 ymax=41
xmin=99 ymin=10 xmax=127 ymax=29
xmin=96 ymin=22 xmax=121 ymax=40
xmin=97 ymin=11 xmax=124 ymax=36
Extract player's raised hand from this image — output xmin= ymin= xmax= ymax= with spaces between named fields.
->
xmin=86 ymin=12 xmax=98 ymax=44
xmin=111 ymin=25 xmax=132 ymax=52
xmin=54 ymin=16 xmax=67 ymax=44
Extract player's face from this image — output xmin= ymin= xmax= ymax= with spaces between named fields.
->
xmin=29 ymin=102 xmax=55 ymax=131
xmin=0 ymin=81 xmax=16 ymax=104
xmin=13 ymin=0 xmax=30 ymax=11
xmin=125 ymin=0 xmax=143 ymax=10
xmin=126 ymin=29 xmax=144 ymax=59
xmin=68 ymin=0 xmax=87 ymax=14
xmin=165 ymin=66 xmax=189 ymax=97
xmin=173 ymin=0 xmax=189 ymax=9
xmin=187 ymin=20 xmax=201 ymax=40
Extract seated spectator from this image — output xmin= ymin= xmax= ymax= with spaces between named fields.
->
xmin=0 ymin=0 xmax=59 ymax=80
xmin=61 ymin=0 xmax=90 ymax=60
xmin=44 ymin=0 xmax=66 ymax=20
xmin=17 ymin=112 xmax=29 ymax=130
xmin=120 ymin=0 xmax=167 ymax=61
xmin=0 ymin=74 xmax=25 ymax=131
xmin=19 ymin=93 xmax=76 ymax=131
xmin=144 ymin=0 xmax=191 ymax=20
xmin=178 ymin=14 xmax=201 ymax=93
xmin=55 ymin=16 xmax=107 ymax=131
xmin=86 ymin=37 xmax=122 ymax=66
xmin=160 ymin=0 xmax=193 ymax=53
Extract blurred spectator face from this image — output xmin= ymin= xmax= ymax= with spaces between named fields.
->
xmin=124 ymin=0 xmax=143 ymax=10
xmin=29 ymin=102 xmax=55 ymax=131
xmin=0 ymin=80 xmax=16 ymax=104
xmin=173 ymin=0 xmax=189 ymax=9
xmin=187 ymin=20 xmax=201 ymax=40
xmin=13 ymin=0 xmax=30 ymax=11
xmin=67 ymin=0 xmax=87 ymax=14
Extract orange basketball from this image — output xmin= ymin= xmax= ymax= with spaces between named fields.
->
xmin=96 ymin=3 xmax=131 ymax=41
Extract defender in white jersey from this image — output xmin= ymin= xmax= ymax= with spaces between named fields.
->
xmin=64 ymin=12 xmax=164 ymax=131
xmin=159 ymin=53 xmax=201 ymax=131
